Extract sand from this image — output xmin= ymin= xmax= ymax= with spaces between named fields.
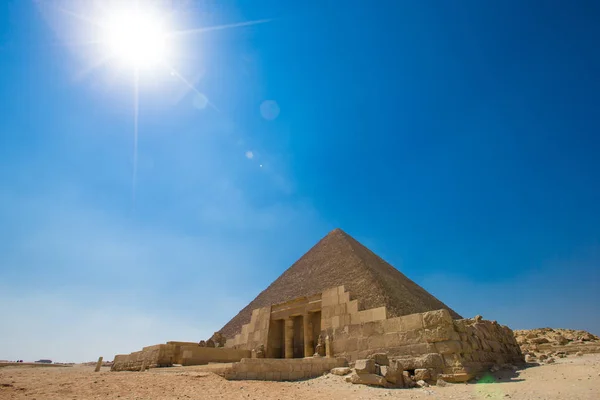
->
xmin=1 ymin=354 xmax=600 ymax=400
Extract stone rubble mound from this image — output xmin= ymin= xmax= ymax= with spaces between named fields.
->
xmin=515 ymin=328 xmax=600 ymax=360
xmin=337 ymin=353 xmax=445 ymax=389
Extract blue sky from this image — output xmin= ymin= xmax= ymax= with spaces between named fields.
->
xmin=1 ymin=0 xmax=599 ymax=362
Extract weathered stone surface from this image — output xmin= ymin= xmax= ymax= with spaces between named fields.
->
xmin=368 ymin=353 xmax=389 ymax=366
xmin=349 ymin=373 xmax=387 ymax=386
xmin=414 ymin=368 xmax=431 ymax=381
xmin=355 ymin=359 xmax=376 ymax=374
xmin=380 ymin=364 xmax=404 ymax=386
xmin=423 ymin=309 xmax=453 ymax=328
xmin=416 ymin=379 xmax=429 ymax=387
xmin=331 ymin=367 xmax=352 ymax=376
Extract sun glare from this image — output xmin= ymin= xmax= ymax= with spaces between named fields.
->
xmin=102 ymin=8 xmax=167 ymax=69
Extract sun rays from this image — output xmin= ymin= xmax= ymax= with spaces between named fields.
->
xmin=50 ymin=0 xmax=270 ymax=203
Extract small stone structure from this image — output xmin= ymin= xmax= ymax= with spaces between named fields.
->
xmin=111 ymin=341 xmax=250 ymax=371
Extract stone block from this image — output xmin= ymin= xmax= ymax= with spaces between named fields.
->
xmin=358 ymin=310 xmax=373 ymax=323
xmin=367 ymin=334 xmax=386 ymax=350
xmin=424 ymin=325 xmax=461 ymax=343
xmin=382 ymin=317 xmax=404 ymax=333
xmin=372 ymin=307 xmax=387 ymax=321
xmin=402 ymin=313 xmax=424 ymax=331
xmin=423 ymin=309 xmax=453 ymax=328
xmin=347 ymin=300 xmax=359 ymax=315
xmin=357 ymin=337 xmax=370 ymax=351
xmin=349 ymin=373 xmax=387 ymax=386
xmin=354 ymin=359 xmax=376 ymax=374
xmin=383 ymin=333 xmax=400 ymax=348
xmin=380 ymin=364 xmax=404 ymax=386
xmin=368 ymin=352 xmax=389 ymax=366
xmin=400 ymin=342 xmax=436 ymax=355
xmin=331 ymin=367 xmax=352 ymax=376
xmin=435 ymin=341 xmax=463 ymax=355
xmin=362 ymin=321 xmax=385 ymax=336
xmin=414 ymin=368 xmax=431 ymax=381
xmin=332 ymin=316 xmax=341 ymax=329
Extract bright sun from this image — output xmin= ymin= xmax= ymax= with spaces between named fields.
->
xmin=102 ymin=8 xmax=167 ymax=69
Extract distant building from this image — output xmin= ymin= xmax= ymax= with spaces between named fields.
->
xmin=35 ymin=359 xmax=52 ymax=364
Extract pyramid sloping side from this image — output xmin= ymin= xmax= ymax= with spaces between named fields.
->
xmin=219 ymin=229 xmax=461 ymax=339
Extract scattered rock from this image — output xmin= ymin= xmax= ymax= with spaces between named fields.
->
xmin=349 ymin=373 xmax=387 ymax=387
xmin=331 ymin=367 xmax=352 ymax=376
xmin=538 ymin=354 xmax=548 ymax=361
xmin=475 ymin=315 xmax=483 ymax=322
xmin=545 ymin=357 xmax=555 ymax=364
xmin=525 ymin=354 xmax=537 ymax=363
xmin=576 ymin=352 xmax=583 ymax=357
xmin=354 ymin=359 xmax=376 ymax=375
xmin=436 ymin=378 xmax=449 ymax=387
xmin=416 ymin=380 xmax=429 ymax=388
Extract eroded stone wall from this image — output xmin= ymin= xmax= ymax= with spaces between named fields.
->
xmin=219 ymin=357 xmax=348 ymax=381
xmin=329 ymin=308 xmax=523 ymax=380
xmin=111 ymin=343 xmax=250 ymax=371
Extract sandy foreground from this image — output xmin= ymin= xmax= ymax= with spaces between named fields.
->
xmin=1 ymin=354 xmax=600 ymax=400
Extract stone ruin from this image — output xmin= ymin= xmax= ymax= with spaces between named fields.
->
xmin=112 ymin=228 xmax=524 ymax=384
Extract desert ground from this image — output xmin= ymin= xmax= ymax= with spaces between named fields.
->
xmin=1 ymin=354 xmax=599 ymax=400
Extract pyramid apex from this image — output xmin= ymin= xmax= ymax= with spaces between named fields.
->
xmin=328 ymin=227 xmax=347 ymax=236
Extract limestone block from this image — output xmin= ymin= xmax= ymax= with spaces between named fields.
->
xmin=337 ymin=286 xmax=346 ymax=296
xmin=367 ymin=334 xmax=387 ymax=350
xmin=334 ymin=303 xmax=347 ymax=316
xmin=372 ymin=307 xmax=387 ymax=321
xmin=331 ymin=367 xmax=352 ymax=376
xmin=402 ymin=313 xmax=424 ymax=331
xmin=348 ymin=300 xmax=359 ymax=315
xmin=380 ymin=363 xmax=404 ymax=386
xmin=398 ymin=329 xmax=425 ymax=345
xmin=362 ymin=321 xmax=385 ymax=337
xmin=383 ymin=333 xmax=400 ymax=348
xmin=349 ymin=373 xmax=387 ymax=386
xmin=399 ymin=342 xmax=436 ymax=355
xmin=357 ymin=337 xmax=370 ymax=351
xmin=354 ymin=359 xmax=376 ymax=374
xmin=422 ymin=309 xmax=453 ymax=328
xmin=435 ymin=341 xmax=463 ymax=355
xmin=453 ymin=319 xmax=468 ymax=333
xmin=368 ymin=353 xmax=389 ymax=366
xmin=382 ymin=317 xmax=404 ymax=333
xmin=395 ymin=353 xmax=444 ymax=370
xmin=332 ymin=316 xmax=341 ymax=329
xmin=358 ymin=310 xmax=373 ymax=324
xmin=414 ymin=368 xmax=431 ymax=381
xmin=424 ymin=325 xmax=461 ymax=343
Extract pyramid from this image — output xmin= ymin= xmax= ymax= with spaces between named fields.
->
xmin=219 ymin=228 xmax=461 ymax=339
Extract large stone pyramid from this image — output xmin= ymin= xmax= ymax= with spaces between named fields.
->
xmin=220 ymin=228 xmax=461 ymax=338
